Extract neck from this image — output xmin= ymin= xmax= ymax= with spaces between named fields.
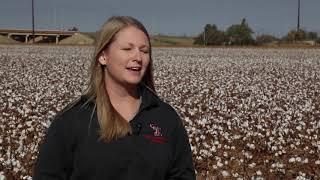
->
xmin=104 ymin=76 xmax=142 ymax=122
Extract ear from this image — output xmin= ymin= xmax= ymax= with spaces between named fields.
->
xmin=98 ymin=53 xmax=108 ymax=66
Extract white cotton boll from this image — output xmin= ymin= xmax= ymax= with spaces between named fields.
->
xmin=190 ymin=145 xmax=195 ymax=151
xmin=41 ymin=121 xmax=51 ymax=128
xmin=316 ymin=121 xmax=320 ymax=129
xmin=257 ymin=124 xmax=262 ymax=129
xmin=283 ymin=128 xmax=289 ymax=134
xmin=221 ymin=170 xmax=229 ymax=177
xmin=0 ymin=172 xmax=6 ymax=180
xmin=243 ymin=121 xmax=249 ymax=127
xmin=195 ymin=137 xmax=199 ymax=142
xmin=249 ymin=163 xmax=256 ymax=168
xmin=223 ymin=152 xmax=228 ymax=157
xmin=27 ymin=127 xmax=34 ymax=132
xmin=296 ymin=126 xmax=302 ymax=131
xmin=200 ymin=135 xmax=205 ymax=140
xmin=217 ymin=144 xmax=222 ymax=149
xmin=22 ymin=175 xmax=33 ymax=180
xmin=213 ymin=140 xmax=219 ymax=145
xmin=25 ymin=121 xmax=32 ymax=127
xmin=296 ymin=157 xmax=302 ymax=162
xmin=256 ymin=170 xmax=262 ymax=176
xmin=289 ymin=157 xmax=296 ymax=163
xmin=315 ymin=160 xmax=320 ymax=165
xmin=217 ymin=161 xmax=223 ymax=167
xmin=244 ymin=152 xmax=252 ymax=159
xmin=247 ymin=143 xmax=255 ymax=149
xmin=211 ymin=146 xmax=216 ymax=153
xmin=13 ymin=167 xmax=19 ymax=173
xmin=5 ymin=160 xmax=11 ymax=166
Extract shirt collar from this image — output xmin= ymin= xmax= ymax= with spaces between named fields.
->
xmin=138 ymin=84 xmax=159 ymax=111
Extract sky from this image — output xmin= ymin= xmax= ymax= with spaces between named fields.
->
xmin=0 ymin=0 xmax=319 ymax=38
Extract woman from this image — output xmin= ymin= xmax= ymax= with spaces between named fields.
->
xmin=33 ymin=16 xmax=196 ymax=180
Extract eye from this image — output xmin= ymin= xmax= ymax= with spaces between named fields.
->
xmin=122 ymin=47 xmax=132 ymax=51
xmin=140 ymin=49 xmax=150 ymax=54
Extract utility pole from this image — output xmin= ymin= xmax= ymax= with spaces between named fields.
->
xmin=54 ymin=6 xmax=57 ymax=29
xmin=32 ymin=0 xmax=35 ymax=43
xmin=203 ymin=28 xmax=206 ymax=46
xmin=203 ymin=25 xmax=208 ymax=46
xmin=297 ymin=0 xmax=300 ymax=32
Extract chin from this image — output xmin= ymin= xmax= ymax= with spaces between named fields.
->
xmin=124 ymin=79 xmax=142 ymax=86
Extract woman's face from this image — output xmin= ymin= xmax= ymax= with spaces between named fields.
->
xmin=99 ymin=26 xmax=150 ymax=87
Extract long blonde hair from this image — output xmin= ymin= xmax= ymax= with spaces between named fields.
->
xmin=84 ymin=16 xmax=155 ymax=142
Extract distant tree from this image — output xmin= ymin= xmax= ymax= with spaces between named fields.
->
xmin=194 ymin=24 xmax=226 ymax=45
xmin=282 ymin=30 xmax=294 ymax=42
xmin=225 ymin=18 xmax=255 ymax=45
xmin=316 ymin=37 xmax=320 ymax=45
xmin=306 ymin=31 xmax=318 ymax=40
xmin=282 ymin=29 xmax=306 ymax=42
xmin=68 ymin=27 xmax=79 ymax=31
xmin=256 ymin=34 xmax=278 ymax=45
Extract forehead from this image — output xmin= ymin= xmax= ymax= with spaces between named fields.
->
xmin=112 ymin=26 xmax=149 ymax=46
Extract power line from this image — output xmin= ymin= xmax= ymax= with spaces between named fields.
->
xmin=32 ymin=0 xmax=35 ymax=43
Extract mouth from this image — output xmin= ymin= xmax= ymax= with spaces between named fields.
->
xmin=126 ymin=67 xmax=142 ymax=71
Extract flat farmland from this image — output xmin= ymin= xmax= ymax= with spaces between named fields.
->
xmin=0 ymin=45 xmax=319 ymax=179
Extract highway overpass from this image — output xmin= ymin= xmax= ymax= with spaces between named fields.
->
xmin=0 ymin=29 xmax=77 ymax=44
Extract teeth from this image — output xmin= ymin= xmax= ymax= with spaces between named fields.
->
xmin=128 ymin=67 xmax=141 ymax=71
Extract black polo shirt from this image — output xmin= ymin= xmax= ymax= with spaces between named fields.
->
xmin=33 ymin=86 xmax=196 ymax=180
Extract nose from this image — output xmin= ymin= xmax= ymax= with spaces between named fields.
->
xmin=133 ymin=48 xmax=142 ymax=62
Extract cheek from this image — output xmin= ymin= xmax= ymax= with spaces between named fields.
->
xmin=106 ymin=59 xmax=124 ymax=75
xmin=109 ymin=58 xmax=125 ymax=71
xmin=143 ymin=56 xmax=151 ymax=67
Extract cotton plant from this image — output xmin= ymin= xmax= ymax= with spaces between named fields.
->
xmin=1 ymin=45 xmax=320 ymax=179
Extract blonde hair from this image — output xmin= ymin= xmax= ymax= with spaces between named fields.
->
xmin=84 ymin=16 xmax=155 ymax=142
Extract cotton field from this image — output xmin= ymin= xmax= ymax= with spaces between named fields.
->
xmin=0 ymin=45 xmax=320 ymax=179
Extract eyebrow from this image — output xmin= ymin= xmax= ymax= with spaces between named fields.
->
xmin=127 ymin=42 xmax=149 ymax=48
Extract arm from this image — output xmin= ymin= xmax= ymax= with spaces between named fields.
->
xmin=167 ymin=118 xmax=196 ymax=180
xmin=33 ymin=115 xmax=75 ymax=180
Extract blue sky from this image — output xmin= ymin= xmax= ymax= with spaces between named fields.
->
xmin=0 ymin=0 xmax=319 ymax=37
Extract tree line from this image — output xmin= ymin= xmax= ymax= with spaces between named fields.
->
xmin=194 ymin=18 xmax=320 ymax=46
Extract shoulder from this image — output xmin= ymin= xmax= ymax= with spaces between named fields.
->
xmin=158 ymin=100 xmax=180 ymax=119
xmin=56 ymin=96 xmax=91 ymax=118
xmin=154 ymin=98 xmax=183 ymax=129
xmin=155 ymin=100 xmax=190 ymax=147
xmin=49 ymin=96 xmax=94 ymax=133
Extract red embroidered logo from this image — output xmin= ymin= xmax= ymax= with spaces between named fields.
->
xmin=150 ymin=123 xmax=162 ymax=136
xmin=143 ymin=135 xmax=167 ymax=144
xmin=142 ymin=123 xmax=166 ymax=144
